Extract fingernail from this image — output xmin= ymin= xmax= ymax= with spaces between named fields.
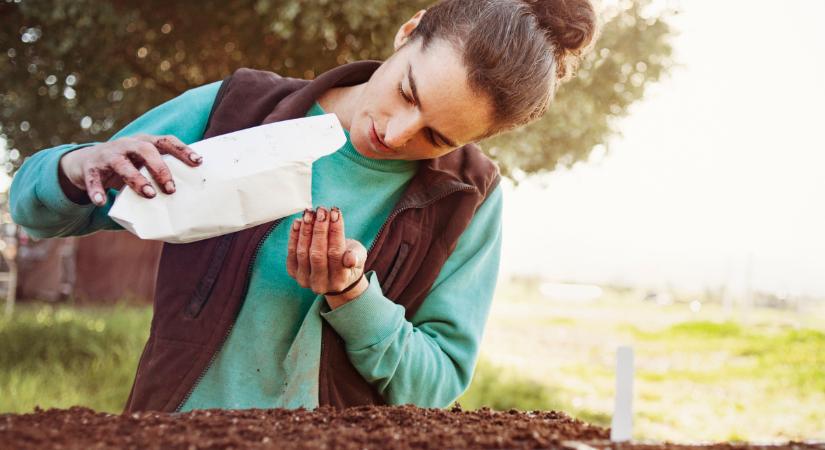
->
xmin=330 ymin=207 xmax=340 ymax=223
xmin=142 ymin=185 xmax=156 ymax=197
xmin=93 ymin=192 xmax=105 ymax=205
xmin=189 ymin=152 xmax=202 ymax=163
xmin=292 ymin=220 xmax=301 ymax=231
xmin=303 ymin=209 xmax=313 ymax=224
xmin=316 ymin=207 xmax=327 ymax=222
xmin=164 ymin=181 xmax=175 ymax=193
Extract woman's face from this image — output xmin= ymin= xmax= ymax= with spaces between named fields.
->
xmin=348 ymin=20 xmax=496 ymax=161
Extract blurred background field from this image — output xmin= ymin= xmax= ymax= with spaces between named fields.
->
xmin=461 ymin=277 xmax=825 ymax=442
xmin=2 ymin=277 xmax=823 ymax=442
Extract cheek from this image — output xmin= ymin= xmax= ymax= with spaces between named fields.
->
xmin=372 ymin=79 xmax=404 ymax=114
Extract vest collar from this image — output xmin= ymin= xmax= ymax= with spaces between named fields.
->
xmin=263 ymin=60 xmax=383 ymax=124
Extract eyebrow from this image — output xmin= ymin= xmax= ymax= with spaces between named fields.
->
xmin=407 ymin=63 xmax=458 ymax=148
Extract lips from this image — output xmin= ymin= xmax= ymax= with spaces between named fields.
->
xmin=369 ymin=119 xmax=391 ymax=154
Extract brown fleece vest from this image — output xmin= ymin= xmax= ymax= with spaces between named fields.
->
xmin=124 ymin=61 xmax=500 ymax=412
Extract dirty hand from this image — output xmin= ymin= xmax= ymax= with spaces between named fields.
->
xmin=286 ymin=207 xmax=369 ymax=308
xmin=58 ymin=133 xmax=203 ymax=206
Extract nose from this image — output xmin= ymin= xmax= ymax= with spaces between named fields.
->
xmin=383 ymin=109 xmax=423 ymax=149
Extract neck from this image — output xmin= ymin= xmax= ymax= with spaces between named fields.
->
xmin=317 ymin=83 xmax=365 ymax=132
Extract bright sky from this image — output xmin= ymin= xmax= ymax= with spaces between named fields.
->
xmin=500 ymin=0 xmax=825 ymax=298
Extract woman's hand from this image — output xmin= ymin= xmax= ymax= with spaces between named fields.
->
xmin=286 ymin=207 xmax=369 ymax=309
xmin=58 ymin=134 xmax=203 ymax=206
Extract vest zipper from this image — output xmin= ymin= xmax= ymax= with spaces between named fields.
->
xmin=367 ymin=183 xmax=476 ymax=254
xmin=174 ymin=217 xmax=284 ymax=412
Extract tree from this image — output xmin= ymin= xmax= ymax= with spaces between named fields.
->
xmin=0 ymin=0 xmax=674 ymax=179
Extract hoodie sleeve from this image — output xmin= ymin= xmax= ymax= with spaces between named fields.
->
xmin=9 ymin=80 xmax=222 ymax=239
xmin=320 ymin=184 xmax=503 ymax=407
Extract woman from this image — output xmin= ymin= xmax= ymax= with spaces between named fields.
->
xmin=10 ymin=0 xmax=598 ymax=411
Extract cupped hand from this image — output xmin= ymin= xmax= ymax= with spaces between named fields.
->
xmin=58 ymin=133 xmax=203 ymax=206
xmin=286 ymin=207 xmax=368 ymax=304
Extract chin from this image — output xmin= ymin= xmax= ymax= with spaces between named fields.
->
xmin=351 ymin=125 xmax=385 ymax=160
xmin=347 ymin=118 xmax=366 ymax=154
xmin=351 ymin=113 xmax=395 ymax=160
xmin=349 ymin=132 xmax=368 ymax=156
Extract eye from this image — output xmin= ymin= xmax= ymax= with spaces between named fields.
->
xmin=398 ymin=83 xmax=414 ymax=105
xmin=426 ymin=129 xmax=442 ymax=147
xmin=398 ymin=82 xmax=441 ymax=147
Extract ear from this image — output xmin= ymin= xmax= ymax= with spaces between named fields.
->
xmin=393 ymin=9 xmax=427 ymax=51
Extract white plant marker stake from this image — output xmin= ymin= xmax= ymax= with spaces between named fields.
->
xmin=610 ymin=345 xmax=634 ymax=442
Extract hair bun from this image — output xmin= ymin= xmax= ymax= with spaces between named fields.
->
xmin=525 ymin=0 xmax=598 ymax=79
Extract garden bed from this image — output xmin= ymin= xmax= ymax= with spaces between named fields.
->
xmin=1 ymin=404 xmax=822 ymax=449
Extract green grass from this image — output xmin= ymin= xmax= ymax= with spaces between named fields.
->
xmin=456 ymin=359 xmax=611 ymax=426
xmin=623 ymin=320 xmax=825 ymax=393
xmin=0 ymin=304 xmax=151 ymax=413
xmin=634 ymin=320 xmax=744 ymax=338
xmin=458 ymin=360 xmax=565 ymax=411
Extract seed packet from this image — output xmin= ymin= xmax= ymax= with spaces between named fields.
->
xmin=108 ymin=114 xmax=345 ymax=243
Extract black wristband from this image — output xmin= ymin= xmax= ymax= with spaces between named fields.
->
xmin=323 ymin=273 xmax=365 ymax=297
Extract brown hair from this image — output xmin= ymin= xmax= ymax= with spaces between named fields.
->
xmin=408 ymin=0 xmax=599 ymax=135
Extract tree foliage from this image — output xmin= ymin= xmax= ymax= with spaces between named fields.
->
xmin=0 ymin=0 xmax=674 ymax=179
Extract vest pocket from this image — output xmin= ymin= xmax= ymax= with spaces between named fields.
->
xmin=382 ymin=241 xmax=410 ymax=292
xmin=184 ymin=234 xmax=235 ymax=319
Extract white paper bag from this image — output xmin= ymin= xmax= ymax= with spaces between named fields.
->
xmin=108 ymin=113 xmax=346 ymax=244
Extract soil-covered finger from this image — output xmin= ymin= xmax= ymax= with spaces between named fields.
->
xmin=84 ymin=167 xmax=108 ymax=206
xmin=327 ymin=207 xmax=346 ymax=259
xmin=130 ymin=143 xmax=176 ymax=194
xmin=111 ymin=158 xmax=156 ymax=199
xmin=342 ymin=239 xmax=366 ymax=270
xmin=309 ymin=207 xmax=330 ymax=291
xmin=295 ymin=209 xmax=315 ymax=287
xmin=152 ymin=135 xmax=202 ymax=166
xmin=326 ymin=207 xmax=348 ymax=289
xmin=342 ymin=240 xmax=367 ymax=289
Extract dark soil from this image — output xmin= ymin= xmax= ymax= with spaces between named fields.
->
xmin=1 ymin=404 xmax=822 ymax=450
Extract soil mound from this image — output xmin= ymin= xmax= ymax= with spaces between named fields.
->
xmin=1 ymin=404 xmax=822 ymax=449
